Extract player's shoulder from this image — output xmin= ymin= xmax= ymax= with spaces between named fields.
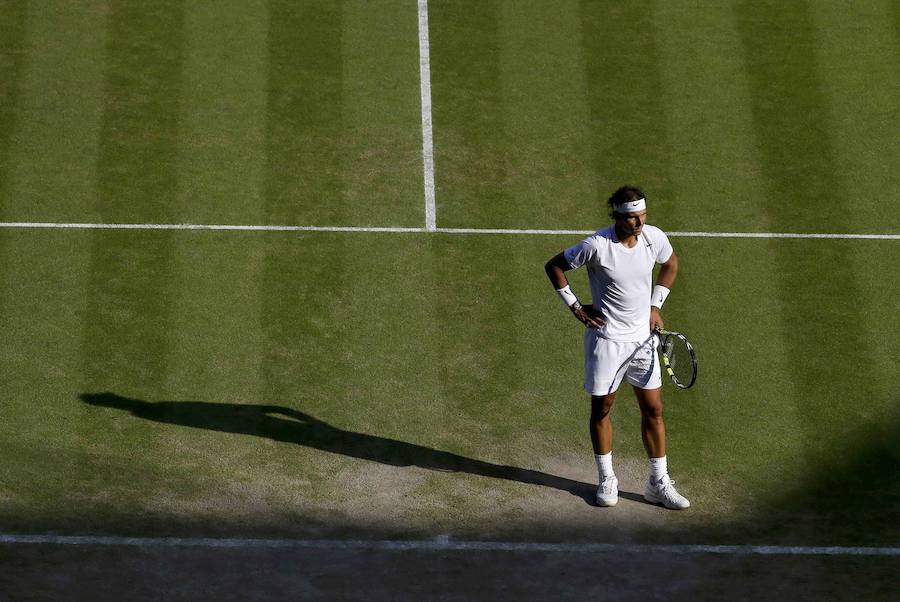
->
xmin=643 ymin=224 xmax=667 ymax=237
xmin=643 ymin=224 xmax=674 ymax=261
xmin=565 ymin=226 xmax=613 ymax=265
xmin=586 ymin=225 xmax=616 ymax=245
xmin=643 ymin=224 xmax=670 ymax=242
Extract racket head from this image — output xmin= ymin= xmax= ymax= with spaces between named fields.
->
xmin=656 ymin=330 xmax=698 ymax=389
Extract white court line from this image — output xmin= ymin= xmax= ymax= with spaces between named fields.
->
xmin=0 ymin=222 xmax=426 ymax=233
xmin=439 ymin=227 xmax=900 ymax=239
xmin=0 ymin=534 xmax=898 ymax=556
xmin=417 ymin=0 xmax=437 ymax=232
xmin=0 ymin=222 xmax=899 ymax=239
xmin=665 ymin=231 xmax=900 ymax=240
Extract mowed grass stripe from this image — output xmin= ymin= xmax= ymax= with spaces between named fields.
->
xmin=736 ymin=3 xmax=846 ymax=231
xmin=429 ymin=0 xmax=503 ymax=229
xmin=81 ymin=0 xmax=186 ymax=516
xmin=96 ymin=1 xmax=185 ymax=224
xmin=735 ymin=3 xmax=899 ymax=542
xmin=163 ymin=0 xmax=267 ymax=426
xmin=3 ymin=1 xmax=107 ymax=222
xmin=495 ymin=0 xmax=595 ymax=229
xmin=264 ymin=1 xmax=342 ymax=226
xmin=0 ymin=0 xmax=27 ymax=210
xmin=809 ymin=2 xmax=900 ymax=227
xmin=740 ymin=242 xmax=900 ymax=544
xmin=177 ymin=0 xmax=268 ymax=225
xmin=579 ymin=1 xmax=674 ymax=216
xmin=652 ymin=2 xmax=773 ymax=232
xmin=340 ymin=1 xmax=422 ymax=227
xmin=894 ymin=1 xmax=900 ymax=51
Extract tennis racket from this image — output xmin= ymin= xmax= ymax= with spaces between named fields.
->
xmin=654 ymin=329 xmax=698 ymax=389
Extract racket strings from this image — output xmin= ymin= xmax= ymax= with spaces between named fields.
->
xmin=664 ymin=336 xmax=694 ymax=382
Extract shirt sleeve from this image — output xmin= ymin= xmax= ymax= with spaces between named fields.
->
xmin=564 ymin=237 xmax=596 ymax=269
xmin=653 ymin=229 xmax=674 ymax=263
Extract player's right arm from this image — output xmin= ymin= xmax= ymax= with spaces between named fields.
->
xmin=545 ymin=253 xmax=606 ymax=328
xmin=544 ymin=252 xmax=571 ymax=289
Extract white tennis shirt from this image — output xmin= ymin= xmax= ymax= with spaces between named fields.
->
xmin=564 ymin=224 xmax=673 ymax=342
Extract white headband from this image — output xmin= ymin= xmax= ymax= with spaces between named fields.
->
xmin=613 ymin=198 xmax=646 ymax=213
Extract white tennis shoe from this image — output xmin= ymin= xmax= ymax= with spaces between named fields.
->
xmin=596 ymin=475 xmax=618 ymax=507
xmin=644 ymin=475 xmax=690 ymax=509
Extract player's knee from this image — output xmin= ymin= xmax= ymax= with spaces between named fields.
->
xmin=591 ymin=395 xmax=615 ymax=419
xmin=640 ymin=402 xmax=664 ymax=421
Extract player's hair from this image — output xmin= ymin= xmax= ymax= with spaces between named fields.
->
xmin=607 ymin=186 xmax=646 ymax=218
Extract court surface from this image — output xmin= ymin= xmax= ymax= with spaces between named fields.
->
xmin=1 ymin=1 xmax=898 ymax=598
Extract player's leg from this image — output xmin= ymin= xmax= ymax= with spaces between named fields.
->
xmin=591 ymin=393 xmax=618 ymax=507
xmin=585 ymin=332 xmax=627 ymax=454
xmin=584 ymin=332 xmax=629 ymax=507
xmin=633 ymin=385 xmax=689 ymax=509
xmin=626 ymin=339 xmax=690 ymax=510
xmin=633 ymin=385 xmax=665 ymax=458
xmin=589 ymin=393 xmax=615 ymax=455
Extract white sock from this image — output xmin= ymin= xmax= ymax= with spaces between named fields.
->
xmin=596 ymin=452 xmax=614 ymax=480
xmin=649 ymin=456 xmax=667 ymax=483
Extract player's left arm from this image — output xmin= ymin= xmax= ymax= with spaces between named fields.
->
xmin=650 ymin=251 xmax=678 ymax=331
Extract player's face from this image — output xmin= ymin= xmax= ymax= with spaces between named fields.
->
xmin=617 ymin=210 xmax=647 ymax=236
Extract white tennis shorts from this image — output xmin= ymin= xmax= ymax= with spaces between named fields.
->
xmin=583 ymin=329 xmax=661 ymax=395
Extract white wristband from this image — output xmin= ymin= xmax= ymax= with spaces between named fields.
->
xmin=651 ymin=285 xmax=670 ymax=309
xmin=556 ymin=285 xmax=579 ymax=308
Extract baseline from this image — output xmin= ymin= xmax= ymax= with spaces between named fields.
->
xmin=1 ymin=534 xmax=898 ymax=557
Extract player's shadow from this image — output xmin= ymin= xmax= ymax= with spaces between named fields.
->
xmin=80 ymin=392 xmax=637 ymax=507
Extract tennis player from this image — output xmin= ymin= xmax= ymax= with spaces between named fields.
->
xmin=544 ymin=186 xmax=690 ymax=509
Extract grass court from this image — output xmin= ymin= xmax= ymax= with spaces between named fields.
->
xmin=1 ymin=0 xmax=899 ymax=598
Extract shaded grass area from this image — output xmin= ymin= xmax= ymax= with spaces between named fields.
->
xmin=3 ymin=544 xmax=899 ymax=602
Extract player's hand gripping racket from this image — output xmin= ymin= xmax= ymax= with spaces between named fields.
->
xmin=654 ymin=329 xmax=698 ymax=389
